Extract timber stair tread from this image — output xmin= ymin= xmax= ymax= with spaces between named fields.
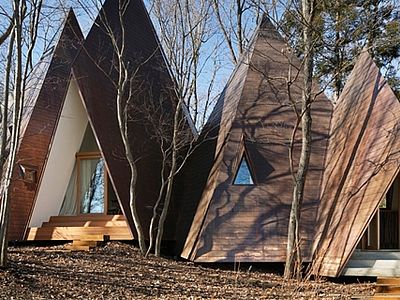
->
xmin=65 ymin=235 xmax=110 ymax=251
xmin=27 ymin=214 xmax=133 ymax=241
xmin=41 ymin=220 xmax=128 ymax=227
xmin=48 ymin=214 xmax=126 ymax=222
xmin=371 ymin=278 xmax=400 ymax=299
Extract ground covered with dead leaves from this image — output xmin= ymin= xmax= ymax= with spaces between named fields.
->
xmin=0 ymin=242 xmax=374 ymax=299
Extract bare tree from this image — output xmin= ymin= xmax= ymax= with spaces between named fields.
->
xmin=283 ymin=0 xmax=318 ymax=278
xmin=0 ymin=0 xmax=44 ymax=268
xmin=145 ymin=0 xmax=217 ymax=257
xmin=72 ymin=0 xmax=217 ymax=257
xmin=210 ymin=0 xmax=270 ymax=64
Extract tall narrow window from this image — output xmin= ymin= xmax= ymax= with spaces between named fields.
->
xmin=233 ymin=155 xmax=255 ymax=185
xmin=79 ymin=157 xmax=105 ymax=214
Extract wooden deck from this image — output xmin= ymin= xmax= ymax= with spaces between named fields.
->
xmin=26 ymin=214 xmax=133 ymax=241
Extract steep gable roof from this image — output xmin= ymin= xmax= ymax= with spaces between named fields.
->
xmin=312 ymin=52 xmax=400 ymax=277
xmin=8 ymin=10 xmax=84 ymax=240
xmin=72 ymin=0 xmax=181 ymax=238
xmin=181 ymin=17 xmax=332 ymax=262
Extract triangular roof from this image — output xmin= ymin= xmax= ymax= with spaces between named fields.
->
xmin=9 ymin=10 xmax=83 ymax=240
xmin=72 ymin=0 xmax=181 ymax=238
xmin=180 ymin=17 xmax=333 ymax=262
xmin=312 ymin=51 xmax=400 ymax=277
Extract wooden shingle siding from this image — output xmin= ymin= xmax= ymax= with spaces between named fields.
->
xmin=8 ymin=11 xmax=83 ymax=240
xmin=181 ymin=17 xmax=332 ymax=262
xmin=312 ymin=52 xmax=400 ymax=277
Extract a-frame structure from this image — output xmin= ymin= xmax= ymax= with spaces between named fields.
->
xmin=7 ymin=0 xmax=400 ymax=278
xmin=8 ymin=10 xmax=84 ymax=240
xmin=179 ymin=17 xmax=332 ymax=262
xmin=72 ymin=0 xmax=182 ymax=240
xmin=313 ymin=52 xmax=400 ymax=277
xmin=10 ymin=0 xmax=183 ymax=242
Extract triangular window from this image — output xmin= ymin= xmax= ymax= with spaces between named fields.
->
xmin=233 ymin=155 xmax=255 ymax=185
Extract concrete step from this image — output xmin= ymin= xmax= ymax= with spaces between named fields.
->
xmin=350 ymin=251 xmax=400 ymax=260
xmin=346 ymin=260 xmax=400 ymax=269
xmin=342 ymin=267 xmax=400 ymax=277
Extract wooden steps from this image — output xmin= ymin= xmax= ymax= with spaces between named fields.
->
xmin=48 ymin=215 xmax=127 ymax=222
xmin=371 ymin=278 xmax=400 ymax=299
xmin=26 ymin=214 xmax=133 ymax=241
xmin=352 ymin=278 xmax=400 ymax=299
xmin=65 ymin=235 xmax=109 ymax=251
xmin=41 ymin=220 xmax=128 ymax=227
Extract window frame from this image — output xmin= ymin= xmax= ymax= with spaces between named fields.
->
xmin=75 ymin=152 xmax=109 ymax=215
xmin=232 ymin=142 xmax=256 ymax=186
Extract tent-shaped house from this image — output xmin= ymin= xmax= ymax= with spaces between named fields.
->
xmin=8 ymin=10 xmax=90 ymax=241
xmin=7 ymin=0 xmax=400 ymax=278
xmin=178 ymin=17 xmax=333 ymax=262
xmin=313 ymin=52 xmax=400 ymax=277
xmin=9 ymin=0 xmax=183 ymax=244
xmin=178 ymin=16 xmax=400 ymax=278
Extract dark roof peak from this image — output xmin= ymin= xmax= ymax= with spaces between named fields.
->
xmin=258 ymin=13 xmax=285 ymax=41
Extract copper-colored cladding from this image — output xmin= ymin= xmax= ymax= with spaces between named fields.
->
xmin=180 ymin=18 xmax=332 ymax=262
xmin=72 ymin=0 xmax=180 ymax=239
xmin=312 ymin=52 xmax=400 ymax=277
xmin=8 ymin=11 xmax=83 ymax=240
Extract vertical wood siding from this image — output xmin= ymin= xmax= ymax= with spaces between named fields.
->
xmin=181 ymin=18 xmax=332 ymax=262
xmin=313 ymin=52 xmax=400 ymax=277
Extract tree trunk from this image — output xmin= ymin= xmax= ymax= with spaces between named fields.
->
xmin=0 ymin=32 xmax=14 ymax=175
xmin=154 ymin=97 xmax=182 ymax=257
xmin=116 ymin=86 xmax=147 ymax=255
xmin=284 ymin=0 xmax=315 ymax=279
xmin=0 ymin=1 xmax=24 ymax=267
xmin=333 ymin=4 xmax=342 ymax=102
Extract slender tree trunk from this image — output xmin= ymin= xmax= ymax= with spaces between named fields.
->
xmin=0 ymin=1 xmax=24 ymax=267
xmin=111 ymin=0 xmax=147 ymax=255
xmin=154 ymin=169 xmax=175 ymax=257
xmin=212 ymin=0 xmax=238 ymax=64
xmin=236 ymin=0 xmax=244 ymax=56
xmin=146 ymin=174 xmax=166 ymax=257
xmin=0 ymin=34 xmax=15 ymax=268
xmin=333 ymin=4 xmax=342 ymax=102
xmin=0 ymin=20 xmax=13 ymax=47
xmin=116 ymin=85 xmax=147 ymax=255
xmin=284 ymin=0 xmax=315 ymax=279
xmin=154 ymin=98 xmax=182 ymax=257
xmin=0 ymin=33 xmax=14 ymax=174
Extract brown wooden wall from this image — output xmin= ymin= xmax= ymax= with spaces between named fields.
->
xmin=73 ymin=0 xmax=181 ymax=240
xmin=8 ymin=11 xmax=83 ymax=240
xmin=177 ymin=36 xmax=253 ymax=256
xmin=312 ymin=52 xmax=400 ymax=277
xmin=181 ymin=18 xmax=332 ymax=262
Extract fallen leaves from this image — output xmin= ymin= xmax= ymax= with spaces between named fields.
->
xmin=0 ymin=242 xmax=374 ymax=299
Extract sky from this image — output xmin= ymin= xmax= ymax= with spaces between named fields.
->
xmin=0 ymin=0 xmax=399 ymax=124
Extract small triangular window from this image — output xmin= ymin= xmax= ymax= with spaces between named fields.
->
xmin=233 ymin=156 xmax=255 ymax=185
